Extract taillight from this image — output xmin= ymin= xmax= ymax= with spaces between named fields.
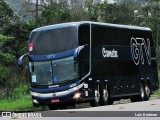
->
xmin=29 ymin=42 xmax=33 ymax=51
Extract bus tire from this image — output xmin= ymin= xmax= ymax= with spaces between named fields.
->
xmin=90 ymin=86 xmax=100 ymax=107
xmin=130 ymin=82 xmax=145 ymax=102
xmin=138 ymin=82 xmax=145 ymax=101
xmin=100 ymin=85 xmax=109 ymax=105
xmin=144 ymin=83 xmax=151 ymax=101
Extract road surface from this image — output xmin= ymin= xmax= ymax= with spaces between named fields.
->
xmin=39 ymin=98 xmax=160 ymax=117
xmin=1 ymin=99 xmax=160 ymax=120
xmin=61 ymin=98 xmax=160 ymax=111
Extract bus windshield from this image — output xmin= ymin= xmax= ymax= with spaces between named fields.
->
xmin=29 ymin=56 xmax=79 ymax=85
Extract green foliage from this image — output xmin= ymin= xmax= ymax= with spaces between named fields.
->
xmin=0 ymin=64 xmax=25 ymax=99
xmin=0 ymin=10 xmax=36 ymax=100
xmin=151 ymin=70 xmax=160 ymax=98
xmin=0 ymin=34 xmax=13 ymax=45
xmin=0 ymin=31 xmax=30 ymax=100
xmin=0 ymin=53 xmax=16 ymax=65
xmin=0 ymin=95 xmax=34 ymax=112
xmin=2 ymin=21 xmax=36 ymax=58
xmin=14 ymin=84 xmax=30 ymax=98
xmin=88 ymin=2 xmax=138 ymax=24
xmin=0 ymin=34 xmax=16 ymax=65
xmin=41 ymin=2 xmax=71 ymax=25
xmin=0 ymin=64 xmax=8 ymax=88
xmin=0 ymin=0 xmax=13 ymax=32
xmin=0 ymin=17 xmax=35 ymax=100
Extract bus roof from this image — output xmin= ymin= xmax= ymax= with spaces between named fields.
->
xmin=32 ymin=21 xmax=151 ymax=32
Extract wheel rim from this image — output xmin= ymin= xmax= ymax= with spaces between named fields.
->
xmin=145 ymin=85 xmax=150 ymax=97
xmin=140 ymin=85 xmax=144 ymax=98
xmin=95 ymin=90 xmax=100 ymax=102
xmin=103 ymin=89 xmax=108 ymax=102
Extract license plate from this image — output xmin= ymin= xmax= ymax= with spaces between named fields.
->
xmin=51 ymin=99 xmax=60 ymax=103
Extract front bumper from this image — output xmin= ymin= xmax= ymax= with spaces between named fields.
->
xmin=32 ymin=92 xmax=81 ymax=106
xmin=31 ymin=83 xmax=84 ymax=106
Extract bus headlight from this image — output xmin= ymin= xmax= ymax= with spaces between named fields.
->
xmin=33 ymin=99 xmax=39 ymax=104
xmin=73 ymin=92 xmax=81 ymax=99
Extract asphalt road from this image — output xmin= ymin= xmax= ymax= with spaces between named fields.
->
xmin=39 ymin=98 xmax=160 ymax=117
xmin=1 ymin=99 xmax=160 ymax=120
xmin=61 ymin=98 xmax=160 ymax=111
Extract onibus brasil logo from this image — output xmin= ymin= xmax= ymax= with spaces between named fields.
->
xmin=131 ymin=37 xmax=151 ymax=65
xmin=1 ymin=112 xmax=42 ymax=118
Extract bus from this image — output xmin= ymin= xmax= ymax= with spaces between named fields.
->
xmin=18 ymin=21 xmax=159 ymax=109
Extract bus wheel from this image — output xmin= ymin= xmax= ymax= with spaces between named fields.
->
xmin=130 ymin=82 xmax=145 ymax=102
xmin=144 ymin=84 xmax=150 ymax=101
xmin=100 ymin=85 xmax=109 ymax=105
xmin=48 ymin=105 xmax=58 ymax=110
xmin=139 ymin=82 xmax=145 ymax=101
xmin=90 ymin=86 xmax=100 ymax=107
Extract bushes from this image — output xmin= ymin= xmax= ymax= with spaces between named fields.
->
xmin=0 ymin=64 xmax=28 ymax=99
xmin=0 ymin=20 xmax=35 ymax=100
xmin=0 ymin=33 xmax=29 ymax=100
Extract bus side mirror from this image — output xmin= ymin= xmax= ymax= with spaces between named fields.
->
xmin=18 ymin=53 xmax=28 ymax=70
xmin=73 ymin=46 xmax=85 ymax=63
xmin=74 ymin=50 xmax=79 ymax=63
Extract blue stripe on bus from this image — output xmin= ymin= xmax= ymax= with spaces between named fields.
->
xmin=28 ymin=49 xmax=75 ymax=61
xmin=30 ymin=81 xmax=80 ymax=93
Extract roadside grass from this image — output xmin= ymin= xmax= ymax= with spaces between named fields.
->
xmin=151 ymin=70 xmax=160 ymax=98
xmin=0 ymin=94 xmax=34 ymax=112
xmin=0 ymin=84 xmax=47 ymax=112
xmin=151 ymin=89 xmax=160 ymax=98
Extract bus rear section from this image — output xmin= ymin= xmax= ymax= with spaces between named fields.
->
xmin=86 ymin=23 xmax=159 ymax=105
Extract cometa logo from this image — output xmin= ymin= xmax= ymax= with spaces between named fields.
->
xmin=102 ymin=47 xmax=118 ymax=58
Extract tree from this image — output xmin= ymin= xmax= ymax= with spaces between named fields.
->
xmin=88 ymin=1 xmax=137 ymax=24
xmin=40 ymin=1 xmax=71 ymax=25
xmin=0 ymin=0 xmax=14 ymax=32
